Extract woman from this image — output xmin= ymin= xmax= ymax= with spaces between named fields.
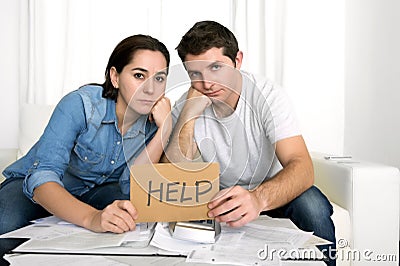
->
xmin=0 ymin=34 xmax=172 ymax=234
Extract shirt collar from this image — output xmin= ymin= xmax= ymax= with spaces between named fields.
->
xmin=101 ymin=99 xmax=149 ymax=136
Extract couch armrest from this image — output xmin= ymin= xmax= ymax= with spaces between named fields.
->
xmin=0 ymin=148 xmax=17 ymax=183
xmin=311 ymin=152 xmax=399 ymax=265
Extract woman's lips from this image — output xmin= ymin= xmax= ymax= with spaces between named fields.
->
xmin=138 ymin=99 xmax=155 ymax=105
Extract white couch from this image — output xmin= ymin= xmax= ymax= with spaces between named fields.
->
xmin=0 ymin=104 xmax=399 ymax=265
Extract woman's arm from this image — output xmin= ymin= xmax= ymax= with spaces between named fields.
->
xmin=27 ymin=90 xmax=137 ymax=233
xmin=135 ymin=97 xmax=172 ymax=164
xmin=33 ymin=182 xmax=137 ymax=233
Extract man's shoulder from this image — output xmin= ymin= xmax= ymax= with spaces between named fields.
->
xmin=241 ymin=70 xmax=275 ymax=96
xmin=171 ymin=90 xmax=189 ymax=117
xmin=174 ymin=90 xmax=189 ymax=104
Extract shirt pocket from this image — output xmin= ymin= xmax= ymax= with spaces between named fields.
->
xmin=69 ymin=143 xmax=105 ymax=174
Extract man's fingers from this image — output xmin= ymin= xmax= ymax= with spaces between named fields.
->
xmin=208 ymin=188 xmax=232 ymax=209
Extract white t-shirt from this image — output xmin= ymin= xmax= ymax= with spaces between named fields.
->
xmin=171 ymin=70 xmax=301 ymax=190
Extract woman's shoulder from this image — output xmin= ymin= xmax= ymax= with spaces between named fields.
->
xmin=55 ymin=84 xmax=108 ymax=120
xmin=60 ymin=84 xmax=103 ymax=101
xmin=76 ymin=84 xmax=104 ymax=99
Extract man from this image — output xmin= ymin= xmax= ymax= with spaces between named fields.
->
xmin=163 ymin=20 xmax=335 ymax=265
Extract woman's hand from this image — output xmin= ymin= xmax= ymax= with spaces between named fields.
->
xmin=150 ymin=96 xmax=172 ymax=139
xmin=87 ymin=200 xmax=138 ymax=233
xmin=150 ymin=97 xmax=172 ymax=131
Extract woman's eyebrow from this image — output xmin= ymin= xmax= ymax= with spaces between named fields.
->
xmin=131 ymin=67 xmax=148 ymax=72
xmin=156 ymin=70 xmax=168 ymax=76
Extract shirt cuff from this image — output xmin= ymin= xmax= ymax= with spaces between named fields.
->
xmin=23 ymin=170 xmax=64 ymax=202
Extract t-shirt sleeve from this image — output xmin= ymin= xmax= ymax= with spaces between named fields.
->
xmin=171 ymin=91 xmax=189 ymax=127
xmin=260 ymin=81 xmax=301 ymax=144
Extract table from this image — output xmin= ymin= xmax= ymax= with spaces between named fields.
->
xmin=0 ymin=216 xmax=326 ymax=266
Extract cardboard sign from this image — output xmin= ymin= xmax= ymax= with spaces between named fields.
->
xmin=130 ymin=162 xmax=219 ymax=222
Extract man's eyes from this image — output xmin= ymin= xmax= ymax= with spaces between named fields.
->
xmin=210 ymin=64 xmax=222 ymax=71
xmin=189 ymin=72 xmax=202 ymax=79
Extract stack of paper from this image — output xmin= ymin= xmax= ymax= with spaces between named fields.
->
xmin=1 ymin=216 xmax=156 ymax=253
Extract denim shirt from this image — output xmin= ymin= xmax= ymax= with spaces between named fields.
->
xmin=3 ymin=85 xmax=157 ymax=201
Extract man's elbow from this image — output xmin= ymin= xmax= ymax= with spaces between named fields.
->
xmin=305 ymin=158 xmax=314 ymax=188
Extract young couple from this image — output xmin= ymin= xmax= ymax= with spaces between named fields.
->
xmin=0 ymin=21 xmax=335 ymax=265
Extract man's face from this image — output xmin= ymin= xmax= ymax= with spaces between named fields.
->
xmin=184 ymin=47 xmax=242 ymax=109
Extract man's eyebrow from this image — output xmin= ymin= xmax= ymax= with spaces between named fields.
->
xmin=207 ymin=60 xmax=222 ymax=67
xmin=187 ymin=60 xmax=223 ymax=69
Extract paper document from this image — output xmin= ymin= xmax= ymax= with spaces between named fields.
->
xmin=1 ymin=216 xmax=156 ymax=253
xmin=3 ymin=215 xmax=329 ymax=266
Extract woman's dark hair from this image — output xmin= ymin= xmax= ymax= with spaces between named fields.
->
xmin=176 ymin=21 xmax=239 ymax=63
xmin=102 ymin=34 xmax=170 ymax=101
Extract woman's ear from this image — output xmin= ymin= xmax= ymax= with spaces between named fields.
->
xmin=235 ymin=51 xmax=243 ymax=70
xmin=110 ymin=67 xmax=119 ymax=89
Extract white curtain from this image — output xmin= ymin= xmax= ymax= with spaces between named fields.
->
xmin=19 ymin=0 xmax=283 ymax=105
xmin=14 ymin=0 xmax=345 ymax=154
xmin=231 ymin=0 xmax=286 ymax=85
xmin=20 ymin=0 xmax=165 ymax=105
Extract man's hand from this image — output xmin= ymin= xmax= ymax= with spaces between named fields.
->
xmin=207 ymin=186 xmax=263 ymax=227
xmin=87 ymin=200 xmax=138 ymax=233
xmin=181 ymin=87 xmax=212 ymax=120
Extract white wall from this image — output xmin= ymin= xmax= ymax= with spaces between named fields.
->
xmin=345 ymin=0 xmax=400 ymax=169
xmin=0 ymin=0 xmax=19 ymax=149
xmin=283 ymin=0 xmax=345 ymax=155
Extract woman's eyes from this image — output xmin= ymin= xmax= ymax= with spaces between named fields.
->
xmin=133 ymin=73 xmax=145 ymax=79
xmin=155 ymin=76 xmax=165 ymax=83
xmin=133 ymin=73 xmax=165 ymax=83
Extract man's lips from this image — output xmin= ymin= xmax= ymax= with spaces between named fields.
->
xmin=205 ymin=89 xmax=222 ymax=97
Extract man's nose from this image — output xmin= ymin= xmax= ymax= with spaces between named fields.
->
xmin=202 ymin=73 xmax=215 ymax=90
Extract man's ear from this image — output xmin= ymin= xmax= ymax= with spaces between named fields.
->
xmin=235 ymin=51 xmax=243 ymax=70
xmin=110 ymin=67 xmax=119 ymax=88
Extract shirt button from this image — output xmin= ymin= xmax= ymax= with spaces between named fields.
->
xmin=111 ymin=160 xmax=115 ymax=165
xmin=102 ymin=174 xmax=106 ymax=178
xmin=84 ymin=156 xmax=88 ymax=161
xmin=116 ymin=141 xmax=121 ymax=145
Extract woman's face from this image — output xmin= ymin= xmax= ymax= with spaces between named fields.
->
xmin=112 ymin=49 xmax=168 ymax=116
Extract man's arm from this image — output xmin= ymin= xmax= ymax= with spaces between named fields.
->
xmin=161 ymin=88 xmax=211 ymax=163
xmin=207 ymin=135 xmax=313 ymax=227
xmin=254 ymin=135 xmax=314 ymax=210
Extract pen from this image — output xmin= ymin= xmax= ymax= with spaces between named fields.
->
xmin=324 ymin=155 xmax=352 ymax=160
